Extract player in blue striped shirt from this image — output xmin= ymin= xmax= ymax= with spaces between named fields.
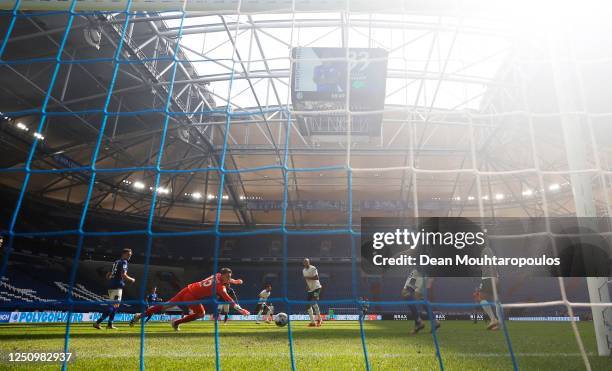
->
xmin=94 ymin=248 xmax=135 ymax=329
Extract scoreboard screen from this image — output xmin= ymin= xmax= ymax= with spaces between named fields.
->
xmin=291 ymin=47 xmax=388 ymax=138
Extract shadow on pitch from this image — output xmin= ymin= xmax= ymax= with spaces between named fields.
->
xmin=0 ymin=322 xmax=434 ymax=342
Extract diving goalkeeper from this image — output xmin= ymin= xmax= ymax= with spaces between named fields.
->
xmin=130 ymin=267 xmax=249 ymax=330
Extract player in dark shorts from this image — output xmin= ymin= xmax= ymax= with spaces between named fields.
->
xmin=217 ymin=285 xmax=238 ymax=323
xmin=144 ymin=286 xmax=162 ymax=323
xmin=255 ymin=283 xmax=273 ymax=324
xmin=401 ymin=268 xmax=440 ymax=334
xmin=303 ymin=258 xmax=323 ymax=327
xmin=217 ymin=278 xmax=243 ymax=323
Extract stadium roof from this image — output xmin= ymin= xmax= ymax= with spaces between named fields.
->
xmin=0 ymin=4 xmax=611 ymax=229
xmin=167 ymin=13 xmax=512 ymax=112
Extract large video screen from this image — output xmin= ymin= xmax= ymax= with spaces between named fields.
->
xmin=291 ymin=47 xmax=388 ymax=137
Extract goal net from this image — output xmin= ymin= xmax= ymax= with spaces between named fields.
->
xmin=0 ymin=1 xmax=611 ymax=370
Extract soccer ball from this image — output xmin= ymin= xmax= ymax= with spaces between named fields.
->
xmin=275 ymin=312 xmax=288 ymax=327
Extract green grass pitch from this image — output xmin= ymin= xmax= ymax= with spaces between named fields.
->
xmin=0 ymin=321 xmax=610 ymax=370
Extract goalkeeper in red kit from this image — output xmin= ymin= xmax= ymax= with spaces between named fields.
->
xmin=130 ymin=268 xmax=249 ymax=330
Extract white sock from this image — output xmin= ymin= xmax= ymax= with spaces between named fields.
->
xmin=307 ymin=307 xmax=315 ymax=322
xmin=313 ymin=304 xmax=320 ymax=320
xmin=495 ymin=305 xmax=503 ymax=324
xmin=480 ymin=300 xmax=497 ymax=322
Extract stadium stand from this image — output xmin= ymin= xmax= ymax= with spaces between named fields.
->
xmin=0 ymin=251 xmax=593 ymax=318
xmin=0 ymin=275 xmax=54 ymax=304
xmin=54 ymin=282 xmax=105 ymax=302
xmin=0 ymin=194 xmax=595 ymax=318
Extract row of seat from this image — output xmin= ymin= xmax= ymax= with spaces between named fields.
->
xmin=0 ymin=275 xmax=107 ymax=304
xmin=54 ymin=282 xmax=106 ymax=302
xmin=0 ymin=277 xmax=54 ymax=303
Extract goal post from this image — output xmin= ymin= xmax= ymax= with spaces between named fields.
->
xmin=550 ymin=31 xmax=612 ymax=356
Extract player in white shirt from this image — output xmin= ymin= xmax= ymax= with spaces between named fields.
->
xmin=401 ymin=267 xmax=440 ymax=334
xmin=302 ymin=258 xmax=322 ymax=327
xmin=255 ymin=283 xmax=273 ymax=324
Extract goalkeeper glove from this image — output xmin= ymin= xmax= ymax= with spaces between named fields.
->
xmin=234 ymin=305 xmax=250 ymax=316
